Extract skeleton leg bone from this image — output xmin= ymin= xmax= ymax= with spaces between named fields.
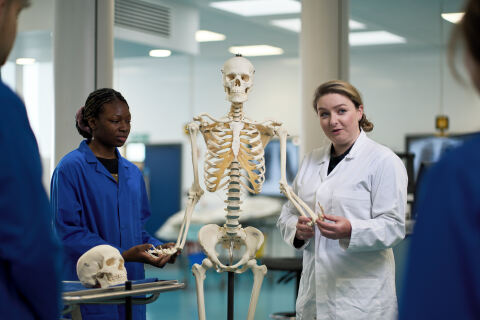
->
xmin=192 ymin=258 xmax=214 ymax=320
xmin=245 ymin=259 xmax=267 ymax=320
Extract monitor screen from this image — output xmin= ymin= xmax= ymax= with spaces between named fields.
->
xmin=406 ymin=133 xmax=478 ymax=219
xmin=259 ymin=138 xmax=299 ymax=197
xmin=406 ymin=133 xmax=478 ymax=182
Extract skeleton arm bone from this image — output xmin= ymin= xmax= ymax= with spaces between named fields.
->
xmin=276 ymin=126 xmax=321 ymax=222
xmin=195 ymin=113 xmax=230 ymax=124
xmin=176 ymin=122 xmax=205 ymax=251
xmin=243 ymin=117 xmax=283 ymax=127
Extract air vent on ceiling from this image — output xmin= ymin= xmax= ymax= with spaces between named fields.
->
xmin=115 ymin=0 xmax=170 ymax=38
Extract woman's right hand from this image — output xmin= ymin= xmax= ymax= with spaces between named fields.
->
xmin=295 ymin=216 xmax=315 ymax=241
xmin=122 ymin=243 xmax=172 ymax=268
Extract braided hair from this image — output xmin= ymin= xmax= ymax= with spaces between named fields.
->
xmin=75 ymin=88 xmax=128 ymax=141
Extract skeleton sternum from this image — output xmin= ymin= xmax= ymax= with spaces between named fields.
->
xmin=225 ymin=161 xmax=242 ymax=236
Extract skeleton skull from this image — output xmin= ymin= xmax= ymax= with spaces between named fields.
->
xmin=221 ymin=56 xmax=255 ymax=103
xmin=76 ymin=245 xmax=127 ymax=288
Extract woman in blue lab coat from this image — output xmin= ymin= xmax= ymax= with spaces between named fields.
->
xmin=51 ymin=88 xmax=177 ymax=320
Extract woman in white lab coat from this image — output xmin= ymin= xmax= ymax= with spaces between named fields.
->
xmin=277 ymin=80 xmax=407 ymax=320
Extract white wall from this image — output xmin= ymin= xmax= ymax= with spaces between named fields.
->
xmin=351 ymin=47 xmax=480 ymax=152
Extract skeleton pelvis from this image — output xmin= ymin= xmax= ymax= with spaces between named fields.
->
xmin=198 ymin=224 xmax=264 ymax=272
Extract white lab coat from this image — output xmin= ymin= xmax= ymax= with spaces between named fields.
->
xmin=277 ymin=131 xmax=407 ymax=320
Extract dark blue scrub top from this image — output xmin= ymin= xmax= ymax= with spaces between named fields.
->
xmin=0 ymin=81 xmax=61 ymax=319
xmin=400 ymin=134 xmax=480 ymax=319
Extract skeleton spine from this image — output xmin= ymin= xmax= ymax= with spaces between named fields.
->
xmin=229 ymin=103 xmax=243 ymax=121
xmin=225 ymin=161 xmax=242 ymax=236
xmin=225 ymin=103 xmax=244 ymax=236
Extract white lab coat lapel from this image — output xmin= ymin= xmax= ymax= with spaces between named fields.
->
xmin=314 ymin=131 xmax=367 ymax=222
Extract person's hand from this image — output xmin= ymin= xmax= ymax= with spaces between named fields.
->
xmin=156 ymin=242 xmax=181 ymax=265
xmin=122 ymin=244 xmax=172 ymax=268
xmin=316 ymin=213 xmax=352 ymax=240
xmin=295 ymin=216 xmax=315 ymax=241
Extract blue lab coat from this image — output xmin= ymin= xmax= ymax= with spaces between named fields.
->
xmin=0 ymin=81 xmax=61 ymax=319
xmin=399 ymin=134 xmax=480 ymax=319
xmin=51 ymin=140 xmax=162 ymax=320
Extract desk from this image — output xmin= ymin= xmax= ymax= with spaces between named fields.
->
xmin=260 ymin=257 xmax=302 ymax=320
xmin=62 ymin=279 xmax=185 ymax=320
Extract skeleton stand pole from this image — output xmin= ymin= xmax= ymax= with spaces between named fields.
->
xmin=228 ymin=271 xmax=234 ymax=320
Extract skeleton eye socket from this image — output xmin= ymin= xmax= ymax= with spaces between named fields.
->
xmin=227 ymin=73 xmax=235 ymax=81
xmin=241 ymin=74 xmax=249 ymax=82
xmin=106 ymin=258 xmax=115 ymax=266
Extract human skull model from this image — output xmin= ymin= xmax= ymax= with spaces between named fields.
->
xmin=221 ymin=55 xmax=255 ymax=103
xmin=76 ymin=245 xmax=127 ymax=288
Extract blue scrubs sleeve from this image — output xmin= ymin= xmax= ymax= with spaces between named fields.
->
xmin=51 ymin=167 xmax=113 ymax=257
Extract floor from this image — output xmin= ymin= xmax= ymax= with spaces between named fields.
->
xmin=145 ymin=256 xmax=296 ymax=320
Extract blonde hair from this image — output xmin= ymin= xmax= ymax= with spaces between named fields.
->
xmin=312 ymin=80 xmax=374 ymax=132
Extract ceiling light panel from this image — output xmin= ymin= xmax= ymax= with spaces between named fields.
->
xmin=16 ymin=58 xmax=36 ymax=65
xmin=271 ymin=19 xmax=300 ymax=32
xmin=196 ymin=30 xmax=226 ymax=42
xmin=349 ymin=19 xmax=366 ymax=30
xmin=441 ymin=12 xmax=464 ymax=24
xmin=210 ymin=0 xmax=300 ymax=17
xmin=270 ymin=18 xmax=366 ymax=33
xmin=349 ymin=31 xmax=406 ymax=46
xmin=228 ymin=45 xmax=284 ymax=56
xmin=149 ymin=49 xmax=171 ymax=57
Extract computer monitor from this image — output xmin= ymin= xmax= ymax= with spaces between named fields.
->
xmin=259 ymin=138 xmax=300 ymax=197
xmin=406 ymin=132 xmax=478 ymax=218
xmin=406 ymin=133 xmax=478 ymax=183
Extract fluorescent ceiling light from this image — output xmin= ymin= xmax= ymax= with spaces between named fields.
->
xmin=228 ymin=45 xmax=284 ymax=56
xmin=149 ymin=49 xmax=171 ymax=57
xmin=16 ymin=58 xmax=35 ymax=65
xmin=271 ymin=19 xmax=300 ymax=32
xmin=210 ymin=0 xmax=300 ymax=17
xmin=196 ymin=30 xmax=226 ymax=42
xmin=349 ymin=19 xmax=366 ymax=30
xmin=349 ymin=31 xmax=406 ymax=46
xmin=441 ymin=12 xmax=464 ymax=24
xmin=270 ymin=18 xmax=366 ymax=33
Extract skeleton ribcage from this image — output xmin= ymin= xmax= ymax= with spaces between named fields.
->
xmin=200 ymin=122 xmax=267 ymax=193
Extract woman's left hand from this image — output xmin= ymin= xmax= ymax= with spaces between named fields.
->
xmin=316 ymin=213 xmax=352 ymax=240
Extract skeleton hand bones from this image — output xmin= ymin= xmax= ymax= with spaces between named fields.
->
xmin=122 ymin=243 xmax=178 ymax=268
xmin=279 ymin=180 xmax=324 ymax=226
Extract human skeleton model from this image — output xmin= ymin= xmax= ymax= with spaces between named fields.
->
xmin=151 ymin=56 xmax=320 ymax=319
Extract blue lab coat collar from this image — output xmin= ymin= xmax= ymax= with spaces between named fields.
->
xmin=79 ymin=140 xmax=128 ymax=182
